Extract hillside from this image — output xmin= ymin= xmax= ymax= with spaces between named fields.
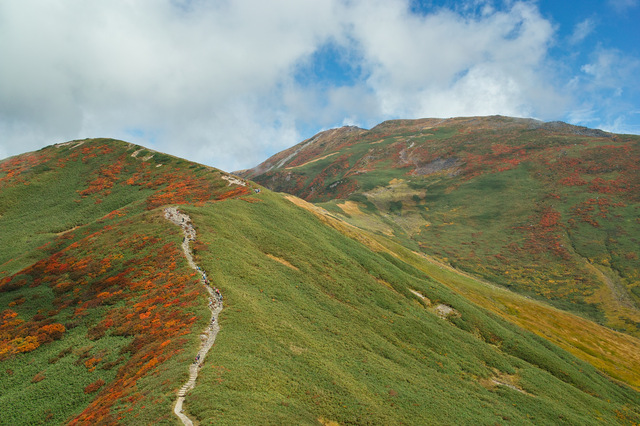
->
xmin=2 ymin=139 xmax=640 ymax=424
xmin=0 ymin=140 xmax=252 ymax=423
xmin=240 ymin=116 xmax=640 ymax=337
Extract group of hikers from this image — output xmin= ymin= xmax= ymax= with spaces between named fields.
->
xmin=195 ymin=265 xmax=224 ymax=306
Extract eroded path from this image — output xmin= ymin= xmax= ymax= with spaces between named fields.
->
xmin=164 ymin=207 xmax=223 ymax=426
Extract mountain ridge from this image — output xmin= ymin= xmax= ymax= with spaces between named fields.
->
xmin=237 ymin=115 xmax=613 ymax=179
xmin=2 ymin=136 xmax=640 ymax=424
xmin=240 ymin=115 xmax=640 ymax=338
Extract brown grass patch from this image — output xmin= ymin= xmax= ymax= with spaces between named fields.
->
xmin=289 ymin=344 xmax=307 ymax=355
xmin=284 ymin=195 xmax=394 ymax=255
xmin=336 ymin=201 xmax=365 ymax=216
xmin=265 ymin=253 xmax=299 ymax=271
xmin=56 ymin=225 xmax=80 ymax=236
xmin=480 ymin=371 xmax=531 ymax=396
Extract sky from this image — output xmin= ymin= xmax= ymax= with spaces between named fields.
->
xmin=1 ymin=0 xmax=639 ymax=171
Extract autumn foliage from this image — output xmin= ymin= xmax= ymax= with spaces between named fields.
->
xmin=0 ymin=138 xmax=254 ymax=423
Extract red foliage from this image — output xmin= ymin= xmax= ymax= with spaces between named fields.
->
xmin=560 ymin=173 xmax=587 ymax=186
xmin=539 ymin=210 xmax=561 ymax=227
xmin=216 ymin=186 xmax=251 ymax=201
xmin=0 ymin=153 xmax=45 ymax=187
xmin=84 ymin=379 xmax=105 ymax=394
xmin=460 ymin=144 xmax=529 ymax=179
xmin=2 ymin=210 xmax=212 ymax=421
xmin=78 ymin=160 xmax=124 ymax=197
xmin=588 ymin=177 xmax=628 ymax=194
xmin=518 ymin=207 xmax=569 ymax=260
xmin=568 ymin=197 xmax=619 ymax=228
xmin=146 ymin=174 xmax=249 ymax=209
xmin=300 ymin=154 xmax=353 ymax=201
xmin=37 ymin=323 xmax=66 ymax=343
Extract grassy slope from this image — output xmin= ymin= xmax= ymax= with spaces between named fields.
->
xmin=287 ymin=196 xmax=640 ymax=391
xmin=0 ymin=139 xmax=250 ymax=424
xmin=177 ymin=192 xmax=639 ymax=425
xmin=2 ymin=140 xmax=640 ymax=424
xmin=246 ymin=117 xmax=640 ymax=336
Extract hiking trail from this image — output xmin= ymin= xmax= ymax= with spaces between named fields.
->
xmin=164 ymin=207 xmax=223 ymax=426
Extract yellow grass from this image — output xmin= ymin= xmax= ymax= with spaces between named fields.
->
xmin=392 ymin=244 xmax=640 ymax=390
xmin=264 ymin=253 xmax=299 ymax=271
xmin=336 ymin=201 xmax=365 ymax=216
xmin=284 ymin=195 xmax=394 ymax=255
xmin=583 ymin=261 xmax=640 ymax=331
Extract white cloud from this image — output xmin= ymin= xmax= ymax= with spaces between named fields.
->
xmin=0 ymin=0 xmax=341 ymax=169
xmin=566 ymin=47 xmax=640 ymax=133
xmin=569 ymin=19 xmax=595 ymax=45
xmin=346 ymin=0 xmax=564 ymax=119
xmin=580 ymin=47 xmax=640 ymax=91
xmin=1 ymin=0 xmax=631 ymax=171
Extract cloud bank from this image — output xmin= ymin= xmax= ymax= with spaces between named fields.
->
xmin=0 ymin=0 xmax=637 ymax=170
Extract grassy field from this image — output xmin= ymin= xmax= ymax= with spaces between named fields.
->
xmin=247 ymin=116 xmax=640 ymax=337
xmin=176 ymin=192 xmax=640 ymax=424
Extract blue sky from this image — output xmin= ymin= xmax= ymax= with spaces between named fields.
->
xmin=1 ymin=0 xmax=639 ymax=171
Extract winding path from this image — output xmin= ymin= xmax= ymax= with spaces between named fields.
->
xmin=164 ymin=207 xmax=223 ymax=426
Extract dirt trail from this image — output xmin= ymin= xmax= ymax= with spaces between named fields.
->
xmin=164 ymin=207 xmax=223 ymax=426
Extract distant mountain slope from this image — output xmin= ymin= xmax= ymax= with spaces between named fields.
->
xmin=2 ymin=139 xmax=640 ymax=424
xmin=239 ymin=116 xmax=640 ymax=336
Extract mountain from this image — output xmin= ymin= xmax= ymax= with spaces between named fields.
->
xmin=1 ymin=138 xmax=640 ymax=424
xmin=240 ymin=116 xmax=640 ymax=338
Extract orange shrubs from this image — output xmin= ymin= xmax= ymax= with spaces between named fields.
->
xmin=84 ymin=379 xmax=105 ymax=394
